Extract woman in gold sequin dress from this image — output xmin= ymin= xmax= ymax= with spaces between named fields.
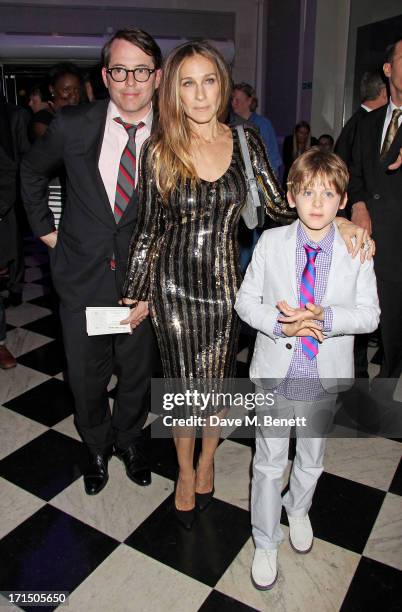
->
xmin=122 ymin=42 xmax=366 ymax=528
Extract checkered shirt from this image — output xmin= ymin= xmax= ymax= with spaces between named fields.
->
xmin=273 ymin=222 xmax=334 ymax=401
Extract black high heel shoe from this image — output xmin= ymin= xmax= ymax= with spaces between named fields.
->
xmin=174 ymin=470 xmax=196 ymax=530
xmin=195 ymin=462 xmax=215 ymax=511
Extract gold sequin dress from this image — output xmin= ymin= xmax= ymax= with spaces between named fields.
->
xmin=123 ymin=126 xmax=293 ymax=382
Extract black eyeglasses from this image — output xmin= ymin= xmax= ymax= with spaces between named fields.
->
xmin=106 ymin=67 xmax=156 ymax=83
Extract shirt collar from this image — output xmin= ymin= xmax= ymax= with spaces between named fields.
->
xmin=107 ymin=99 xmax=154 ymax=128
xmin=388 ymin=98 xmax=402 ymax=113
xmin=296 ymin=220 xmax=335 ymax=254
xmin=360 ymin=104 xmax=372 ymax=112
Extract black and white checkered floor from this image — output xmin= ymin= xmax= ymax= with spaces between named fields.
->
xmin=0 ymin=237 xmax=401 ymax=611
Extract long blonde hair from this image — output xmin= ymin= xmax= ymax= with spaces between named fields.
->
xmin=152 ymin=41 xmax=232 ymax=200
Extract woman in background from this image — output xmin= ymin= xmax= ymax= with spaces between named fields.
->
xmin=282 ymin=120 xmax=317 ymax=188
xmin=29 ymin=63 xmax=82 ymax=229
xmin=30 ymin=63 xmax=82 ymax=140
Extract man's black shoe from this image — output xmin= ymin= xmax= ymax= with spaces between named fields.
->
xmin=115 ymin=444 xmax=151 ymax=486
xmin=83 ymin=449 xmax=112 ymax=495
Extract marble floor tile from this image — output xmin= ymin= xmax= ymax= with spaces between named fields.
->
xmin=0 ymin=477 xmax=45 ymax=539
xmin=24 ymin=254 xmax=49 ymax=267
xmin=24 ymin=267 xmax=44 ymax=282
xmin=216 ymin=532 xmax=360 ymax=612
xmin=52 ymin=414 xmax=81 ymax=442
xmin=393 ymin=377 xmax=402 ymax=403
xmin=215 ymin=440 xmax=252 ymax=510
xmin=237 ymin=348 xmax=249 ymax=364
xmin=5 ymin=327 xmax=52 ymax=358
xmin=323 ymin=437 xmax=402 ymax=491
xmin=0 ymin=365 xmax=49 ymax=404
xmin=50 ymin=458 xmax=174 ymax=542
xmin=0 ymin=406 xmax=48 ymax=460
xmin=214 ymin=440 xmax=292 ymax=512
xmin=5 ymin=302 xmax=51 ymax=327
xmin=144 ymin=411 xmax=159 ymax=428
xmin=66 ymin=544 xmax=211 ymax=612
xmin=22 ymin=282 xmax=49 ymax=302
xmin=364 ymin=493 xmax=402 ymax=571
xmin=367 ymin=362 xmax=380 ymax=379
xmin=107 ymin=374 xmax=118 ymax=391
xmin=219 ymin=405 xmax=250 ymax=439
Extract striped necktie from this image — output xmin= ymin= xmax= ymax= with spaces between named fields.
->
xmin=380 ymin=108 xmax=402 ymax=158
xmin=300 ymin=244 xmax=321 ymax=360
xmin=113 ymin=118 xmax=144 ymax=222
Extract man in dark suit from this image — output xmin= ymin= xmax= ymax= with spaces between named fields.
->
xmin=21 ymin=29 xmax=162 ymax=494
xmin=348 ymin=38 xmax=402 ymax=398
xmin=0 ymin=98 xmax=30 ymax=307
xmin=0 ymin=144 xmax=17 ymax=369
xmin=335 ymin=71 xmax=388 ymax=378
xmin=335 ymin=71 xmax=387 ymax=168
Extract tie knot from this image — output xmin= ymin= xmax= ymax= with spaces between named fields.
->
xmin=114 ymin=117 xmax=145 ymax=137
xmin=304 ymin=244 xmax=321 ymax=260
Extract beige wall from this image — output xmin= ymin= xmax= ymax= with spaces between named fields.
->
xmin=310 ymin=0 xmax=350 ymax=140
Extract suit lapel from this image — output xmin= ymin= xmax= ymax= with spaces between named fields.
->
xmin=84 ymin=100 xmax=116 ymax=226
xmin=283 ymin=221 xmax=298 ymax=302
xmin=372 ymin=105 xmax=388 ymax=161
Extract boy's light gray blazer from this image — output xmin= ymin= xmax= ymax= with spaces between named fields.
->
xmin=234 ymin=221 xmax=380 ymax=391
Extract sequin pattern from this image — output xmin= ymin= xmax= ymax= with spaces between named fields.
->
xmin=123 ymin=126 xmax=295 ymax=387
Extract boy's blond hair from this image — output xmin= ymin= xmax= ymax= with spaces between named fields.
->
xmin=287 ymin=146 xmax=349 ymax=198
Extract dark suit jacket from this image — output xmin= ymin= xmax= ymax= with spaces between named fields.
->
xmin=0 ymin=104 xmax=20 ymax=266
xmin=21 ymin=100 xmax=148 ymax=311
xmin=348 ymin=105 xmax=402 ymax=280
xmin=335 ymin=106 xmax=368 ymax=168
xmin=0 ymin=145 xmax=17 ymax=266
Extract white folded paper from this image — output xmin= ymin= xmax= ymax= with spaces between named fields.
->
xmin=86 ymin=307 xmax=132 ymax=336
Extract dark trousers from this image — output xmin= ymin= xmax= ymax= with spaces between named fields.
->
xmin=377 ymin=276 xmax=402 ymax=381
xmin=59 ymin=273 xmax=159 ymax=454
xmin=8 ymin=231 xmax=25 ymax=295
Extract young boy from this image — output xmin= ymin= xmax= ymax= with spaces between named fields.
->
xmin=234 ymin=148 xmax=380 ymax=589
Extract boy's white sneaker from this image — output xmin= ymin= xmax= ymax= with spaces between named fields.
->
xmin=251 ymin=548 xmax=278 ymax=590
xmin=288 ymin=515 xmax=314 ymax=553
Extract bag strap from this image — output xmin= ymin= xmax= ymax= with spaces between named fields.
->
xmin=236 ymin=125 xmax=260 ymax=209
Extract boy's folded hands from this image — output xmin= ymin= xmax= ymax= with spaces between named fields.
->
xmin=277 ymin=300 xmax=325 ymax=342
xmin=277 ymin=300 xmax=324 ymax=322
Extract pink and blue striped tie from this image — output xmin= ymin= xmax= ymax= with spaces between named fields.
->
xmin=300 ymin=244 xmax=321 ymax=360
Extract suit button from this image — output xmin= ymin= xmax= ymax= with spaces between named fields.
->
xmin=373 ymin=194 xmax=380 ymax=200
xmin=286 ymin=343 xmax=292 ymax=349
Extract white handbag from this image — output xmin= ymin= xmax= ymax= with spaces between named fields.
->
xmin=236 ymin=125 xmax=265 ymax=230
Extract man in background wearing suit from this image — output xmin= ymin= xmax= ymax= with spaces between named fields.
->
xmin=348 ymin=38 xmax=402 ymax=399
xmin=21 ymin=29 xmax=162 ymax=495
xmin=335 ymin=71 xmax=387 ymax=379
xmin=335 ymin=71 xmax=387 ymax=168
